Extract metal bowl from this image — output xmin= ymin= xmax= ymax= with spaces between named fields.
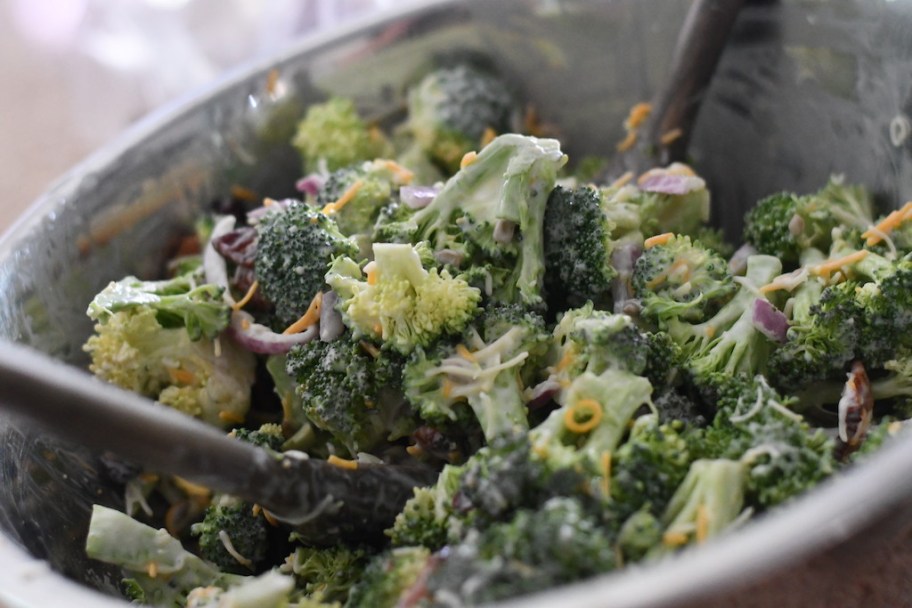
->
xmin=2 ymin=0 xmax=912 ymax=606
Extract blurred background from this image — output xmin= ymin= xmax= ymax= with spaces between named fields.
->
xmin=0 ymin=0 xmax=390 ymax=233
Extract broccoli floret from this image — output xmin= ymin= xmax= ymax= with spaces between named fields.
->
xmin=285 ymin=336 xmax=415 ymax=456
xmin=633 ymin=234 xmax=737 ymax=325
xmin=87 ymin=268 xmax=229 ymax=341
xmin=424 ymin=497 xmax=616 ymax=605
xmin=403 ymin=305 xmax=549 ymax=442
xmin=633 ymin=164 xmax=711 ymax=238
xmin=190 ymin=495 xmax=270 ymax=574
xmin=84 ymin=307 xmax=256 ymax=428
xmin=697 ymin=374 xmax=836 ymax=510
xmin=542 ymin=185 xmax=616 ymax=309
xmin=316 ymin=159 xmax=414 ymax=236
xmin=405 ymin=64 xmax=518 ymax=173
xmin=292 ymin=97 xmax=390 ymax=172
xmin=282 ymin=545 xmax=367 ymax=605
xmin=345 ymin=547 xmax=431 ymax=608
xmin=767 ymin=249 xmax=857 ymax=392
xmin=743 ymin=177 xmax=875 ymax=265
xmin=326 ymin=242 xmax=481 ymax=354
xmin=668 ymin=255 xmax=782 ymax=380
xmin=652 ymin=389 xmax=706 ymax=427
xmin=610 ymin=415 xmax=693 ymax=526
xmin=642 ymin=331 xmax=685 ymax=392
xmin=254 ymin=201 xmax=358 ymax=327
xmin=86 ymin=505 xmax=248 ymax=607
xmin=387 ymin=464 xmax=464 ymax=549
xmin=649 ymin=458 xmax=747 ymax=557
xmin=870 ymin=355 xmax=912 ymax=418
xmin=185 ymin=571 xmax=296 ymax=608
xmin=232 ymin=423 xmax=285 ymax=452
xmin=851 ymin=417 xmax=907 ymax=461
xmin=401 ymin=133 xmax=567 ymax=307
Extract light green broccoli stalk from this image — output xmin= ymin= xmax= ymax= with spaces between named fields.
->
xmin=84 ymin=274 xmax=255 ymax=427
xmin=326 ymin=242 xmax=481 ymax=354
xmin=292 ymin=97 xmax=391 ymax=172
xmin=183 ymin=572 xmax=295 ymax=608
xmin=280 ymin=544 xmax=367 ymax=605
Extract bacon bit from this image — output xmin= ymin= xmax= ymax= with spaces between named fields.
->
xmin=626 ymin=102 xmax=653 ymax=130
xmin=838 ymin=360 xmax=874 ymax=449
xmin=219 ymin=410 xmax=245 ymax=425
xmin=863 ymin=201 xmax=912 ymax=246
xmin=265 ymin=68 xmax=280 ymax=96
xmin=662 ymin=530 xmax=689 ymax=548
xmin=812 ymin=250 xmax=869 ymax=280
xmin=146 ymin=561 xmax=159 ymax=578
xmin=328 ymin=454 xmax=359 ymax=470
xmin=610 ymin=171 xmax=635 ymax=189
xmin=600 ymin=451 xmax=612 ymax=497
xmin=481 ymin=127 xmax=497 ymax=147
xmin=322 ymin=180 xmax=364 ymax=215
xmin=230 ymin=185 xmax=259 ymax=202
xmin=616 ymin=130 xmax=638 ymax=152
xmin=564 ymin=399 xmax=604 ymax=434
xmin=695 ymin=504 xmax=709 ymax=543
xmin=644 ymin=232 xmax=675 ymax=249
xmin=456 ymin=344 xmax=476 ymax=362
xmin=381 ymin=160 xmax=415 ymax=184
xmin=231 ymin=280 xmax=259 ymax=312
xmin=406 ymin=444 xmax=424 ymax=457
xmin=283 ymin=292 xmax=323 ymax=335
xmin=460 ymin=151 xmax=478 ymax=169
xmin=167 ymin=368 xmax=196 ymax=385
xmin=659 ymin=128 xmax=684 ymax=146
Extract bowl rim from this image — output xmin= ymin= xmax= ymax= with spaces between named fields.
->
xmin=3 ymin=1 xmax=912 ymax=607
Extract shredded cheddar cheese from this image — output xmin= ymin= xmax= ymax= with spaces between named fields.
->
xmin=695 ymin=503 xmax=709 ymax=543
xmin=616 ymin=130 xmax=637 ymax=152
xmin=147 ymin=561 xmax=159 ymax=578
xmin=610 ymin=171 xmax=634 ymax=189
xmin=600 ymin=451 xmax=612 ymax=497
xmin=460 ymin=151 xmax=478 ymax=169
xmin=321 ymin=179 xmax=364 ymax=215
xmin=662 ymin=530 xmax=689 ymax=548
xmin=863 ymin=201 xmax=912 ymax=246
xmin=564 ymin=399 xmax=603 ymax=434
xmin=380 ymin=160 xmax=415 ymax=184
xmin=481 ymin=127 xmax=497 ymax=147
xmin=218 ymin=410 xmax=245 ymax=425
xmin=168 ymin=367 xmax=196 ymax=385
xmin=230 ymin=185 xmax=259 ymax=202
xmin=456 ymin=344 xmax=477 ymax=362
xmin=282 ymin=292 xmax=323 ymax=335
xmin=406 ymin=444 xmax=424 ymax=457
xmin=626 ymin=102 xmax=653 ymax=130
xmin=327 ymin=455 xmax=359 ymax=470
xmin=231 ymin=280 xmax=259 ymax=312
xmin=644 ymin=232 xmax=675 ymax=249
xmin=811 ymin=250 xmax=869 ymax=280
xmin=659 ymin=128 xmax=683 ymax=146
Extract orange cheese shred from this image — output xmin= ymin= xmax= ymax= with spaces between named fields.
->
xmin=327 ymin=455 xmax=358 ymax=470
xmin=564 ymin=399 xmax=603 ymax=434
xmin=481 ymin=127 xmax=497 ymax=147
xmin=695 ymin=503 xmax=709 ymax=543
xmin=812 ymin=250 xmax=869 ymax=280
xmin=615 ymin=130 xmax=637 ymax=152
xmin=321 ymin=180 xmax=364 ymax=215
xmin=282 ymin=291 xmax=323 ymax=335
xmin=231 ymin=280 xmax=259 ymax=312
xmin=644 ymin=232 xmax=675 ymax=249
xmin=168 ymin=368 xmax=196 ymax=385
xmin=863 ymin=201 xmax=912 ymax=246
xmin=456 ymin=344 xmax=477 ymax=362
xmin=626 ymin=102 xmax=653 ymax=129
xmin=460 ymin=151 xmax=478 ymax=169
xmin=218 ymin=410 xmax=245 ymax=425
xmin=380 ymin=160 xmax=414 ymax=184
xmin=600 ymin=451 xmax=612 ymax=497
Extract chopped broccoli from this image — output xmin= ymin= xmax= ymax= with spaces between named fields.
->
xmin=282 ymin=545 xmax=367 ymax=605
xmin=254 ymin=201 xmax=358 ymax=327
xmin=84 ymin=305 xmax=255 ymax=428
xmin=285 ymin=335 xmax=415 ymax=456
xmin=386 ymin=133 xmax=566 ymax=308
xmin=542 ymin=185 xmax=616 ymax=309
xmin=743 ymin=177 xmax=875 ymax=265
xmin=387 ymin=464 xmax=464 ymax=549
xmin=403 ymin=304 xmax=550 ymax=442
xmin=424 ymin=497 xmax=616 ymax=605
xmin=184 ymin=571 xmax=295 ymax=608
xmin=191 ymin=495 xmax=271 ymax=574
xmin=326 ymin=242 xmax=481 ymax=354
xmin=405 ymin=64 xmax=518 ymax=172
xmin=316 ymin=159 xmax=413 ymax=236
xmin=345 ymin=547 xmax=431 ymax=608
xmin=633 ymin=234 xmax=737 ymax=325
xmin=232 ymin=423 xmax=285 ymax=452
xmin=292 ymin=97 xmax=390 ymax=172
xmin=86 ymin=505 xmax=247 ymax=607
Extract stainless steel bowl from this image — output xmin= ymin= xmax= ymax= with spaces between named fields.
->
xmin=3 ymin=1 xmax=912 ymax=606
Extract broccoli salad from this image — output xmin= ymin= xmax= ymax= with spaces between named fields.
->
xmin=82 ymin=62 xmax=911 ymax=607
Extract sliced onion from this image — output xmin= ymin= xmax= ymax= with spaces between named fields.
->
xmin=611 ymin=242 xmax=643 ymax=313
xmin=527 ymin=379 xmax=562 ymax=410
xmin=400 ymin=185 xmax=440 ymax=209
xmin=228 ymin=310 xmax=318 ymax=354
xmin=319 ymin=291 xmax=344 ymax=342
xmin=493 ymin=219 xmax=517 ymax=244
xmin=639 ymin=173 xmax=705 ymax=195
xmin=205 ymin=215 xmax=237 ymax=306
xmin=434 ymin=248 xmax=465 ymax=268
xmin=296 ymin=174 xmax=325 ymax=197
xmin=729 ymin=243 xmax=757 ymax=276
xmin=751 ymin=298 xmax=789 ymax=343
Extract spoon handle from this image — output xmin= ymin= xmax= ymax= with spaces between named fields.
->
xmin=0 ymin=341 xmax=432 ymax=542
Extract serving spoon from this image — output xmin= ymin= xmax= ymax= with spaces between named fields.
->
xmin=0 ymin=341 xmax=436 ymax=545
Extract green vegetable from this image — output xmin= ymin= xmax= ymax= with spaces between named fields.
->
xmin=293 ymin=97 xmax=390 ymax=172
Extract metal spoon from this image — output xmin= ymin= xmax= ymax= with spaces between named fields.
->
xmin=0 ymin=341 xmax=436 ymax=544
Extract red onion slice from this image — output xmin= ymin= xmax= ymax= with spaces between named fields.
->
xmin=296 ymin=174 xmax=325 ymax=197
xmin=204 ymin=215 xmax=237 ymax=306
xmin=400 ymin=185 xmax=440 ymax=209
xmin=228 ymin=310 xmax=318 ymax=354
xmin=527 ymin=379 xmax=562 ymax=410
xmin=640 ymin=174 xmax=705 ymax=195
xmin=751 ymin=298 xmax=789 ymax=343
